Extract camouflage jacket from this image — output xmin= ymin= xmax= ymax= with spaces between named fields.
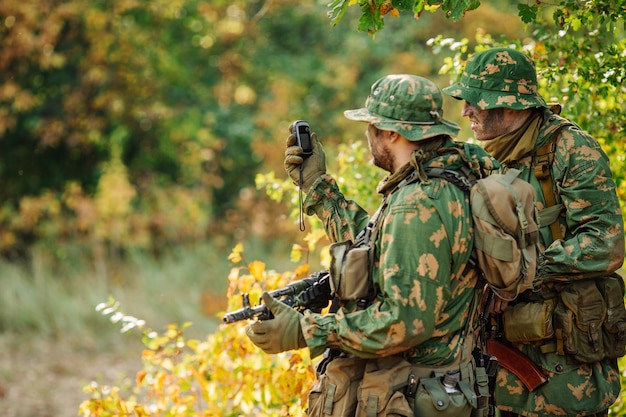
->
xmin=299 ymin=139 xmax=497 ymax=364
xmin=494 ymin=107 xmax=625 ymax=416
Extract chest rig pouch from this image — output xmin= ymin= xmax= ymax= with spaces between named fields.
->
xmin=329 ymin=200 xmax=388 ymax=303
xmin=553 ymin=274 xmax=626 ymax=363
xmin=329 ymin=240 xmax=371 ymax=302
xmin=329 ymin=204 xmax=385 ymax=302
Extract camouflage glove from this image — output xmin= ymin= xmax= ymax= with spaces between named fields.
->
xmin=246 ymin=292 xmax=307 ymax=354
xmin=284 ymin=126 xmax=326 ymax=191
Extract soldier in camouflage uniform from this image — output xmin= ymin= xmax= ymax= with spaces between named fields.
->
xmin=246 ymin=74 xmax=498 ymax=416
xmin=443 ymin=47 xmax=625 ymax=417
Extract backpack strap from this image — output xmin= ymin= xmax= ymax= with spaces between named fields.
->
xmin=533 ymin=127 xmax=567 ymax=242
xmin=423 ymin=167 xmax=474 ymax=193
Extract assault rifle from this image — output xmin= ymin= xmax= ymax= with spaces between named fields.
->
xmin=223 ymin=270 xmax=332 ymax=324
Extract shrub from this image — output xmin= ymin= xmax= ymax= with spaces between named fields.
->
xmin=79 ymin=244 xmax=321 ymax=417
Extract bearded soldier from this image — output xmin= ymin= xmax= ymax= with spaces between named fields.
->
xmin=246 ymin=74 xmax=499 ymax=416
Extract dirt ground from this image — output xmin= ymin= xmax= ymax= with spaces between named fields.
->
xmin=0 ymin=333 xmax=144 ymax=417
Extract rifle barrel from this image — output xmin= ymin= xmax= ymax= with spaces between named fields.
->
xmin=222 ymin=304 xmax=269 ymax=324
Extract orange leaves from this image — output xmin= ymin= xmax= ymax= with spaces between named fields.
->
xmin=17 ymin=192 xmax=60 ymax=230
xmin=379 ymin=1 xmax=400 ymax=17
xmin=83 ymin=244 xmax=319 ymax=416
xmin=136 ymin=370 xmax=147 ymax=386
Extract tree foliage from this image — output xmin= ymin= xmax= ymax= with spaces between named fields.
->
xmin=329 ymin=0 xmax=481 ymax=33
xmin=2 ymin=0 xmax=622 ymax=264
xmin=4 ymin=0 xmax=480 ymax=263
xmin=0 ymin=1 xmax=359 ymax=260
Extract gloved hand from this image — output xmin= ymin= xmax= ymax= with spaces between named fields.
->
xmin=246 ymin=292 xmax=307 ymax=354
xmin=284 ymin=124 xmax=326 ymax=191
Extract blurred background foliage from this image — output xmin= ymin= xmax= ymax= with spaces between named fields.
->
xmin=0 ymin=0 xmax=531 ymax=266
xmin=0 ymin=0 xmax=623 ymax=270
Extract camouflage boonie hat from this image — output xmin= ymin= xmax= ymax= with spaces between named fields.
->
xmin=442 ymin=47 xmax=549 ymax=110
xmin=344 ymin=74 xmax=460 ymax=141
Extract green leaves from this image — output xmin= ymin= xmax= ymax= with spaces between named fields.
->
xmin=328 ymin=0 xmax=350 ymax=27
xmin=441 ymin=0 xmax=481 ymax=21
xmin=358 ymin=1 xmax=384 ymax=34
xmin=327 ymin=0 xmax=483 ymax=34
xmin=518 ymin=3 xmax=538 ymax=23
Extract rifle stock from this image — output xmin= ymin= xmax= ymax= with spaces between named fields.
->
xmin=486 ymin=338 xmax=548 ymax=391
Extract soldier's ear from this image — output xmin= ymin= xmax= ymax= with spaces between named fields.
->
xmin=387 ymin=130 xmax=400 ymax=142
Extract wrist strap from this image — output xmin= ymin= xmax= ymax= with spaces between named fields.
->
xmin=299 ymin=165 xmax=306 ymax=231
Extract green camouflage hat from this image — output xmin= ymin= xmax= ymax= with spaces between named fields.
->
xmin=344 ymin=74 xmax=460 ymax=141
xmin=442 ymin=47 xmax=549 ymax=110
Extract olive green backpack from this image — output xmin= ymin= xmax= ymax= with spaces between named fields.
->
xmin=425 ymin=167 xmax=540 ymax=298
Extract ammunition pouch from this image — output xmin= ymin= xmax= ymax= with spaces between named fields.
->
xmin=553 ymin=274 xmax=626 ymax=363
xmin=356 ymin=357 xmax=413 ymax=417
xmin=329 ymin=240 xmax=371 ymax=302
xmin=598 ymin=275 xmax=626 ymax=359
xmin=471 ymin=364 xmax=492 ymax=417
xmin=499 ymin=274 xmax=626 ymax=364
xmin=502 ymin=300 xmax=554 ymax=343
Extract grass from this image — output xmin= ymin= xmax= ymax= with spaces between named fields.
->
xmin=0 ymin=237 xmax=297 ymax=342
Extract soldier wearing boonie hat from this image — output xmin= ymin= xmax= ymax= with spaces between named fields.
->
xmin=247 ymin=73 xmax=499 ymax=417
xmin=344 ymin=74 xmax=460 ymax=141
xmin=443 ymin=47 xmax=625 ymax=417
xmin=442 ymin=47 xmax=548 ymax=111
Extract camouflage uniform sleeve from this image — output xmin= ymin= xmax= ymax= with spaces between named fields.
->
xmin=537 ymin=127 xmax=625 ymax=283
xmin=301 ymin=182 xmax=473 ymax=362
xmin=303 ymin=174 xmax=371 ymax=243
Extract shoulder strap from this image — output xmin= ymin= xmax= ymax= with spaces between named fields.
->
xmin=423 ymin=167 xmax=474 ymax=193
xmin=533 ymin=123 xmax=570 ymax=242
xmin=533 ymin=137 xmax=562 ymax=241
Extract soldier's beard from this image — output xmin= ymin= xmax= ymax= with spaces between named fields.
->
xmin=372 ymin=146 xmax=394 ymax=173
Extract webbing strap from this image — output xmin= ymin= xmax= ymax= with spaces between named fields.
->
xmin=323 ymin=383 xmax=336 ymax=414
xmin=538 ymin=204 xmax=564 ymax=229
xmin=533 ymin=134 xmax=563 ymax=241
xmin=366 ymin=395 xmax=378 ymax=417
